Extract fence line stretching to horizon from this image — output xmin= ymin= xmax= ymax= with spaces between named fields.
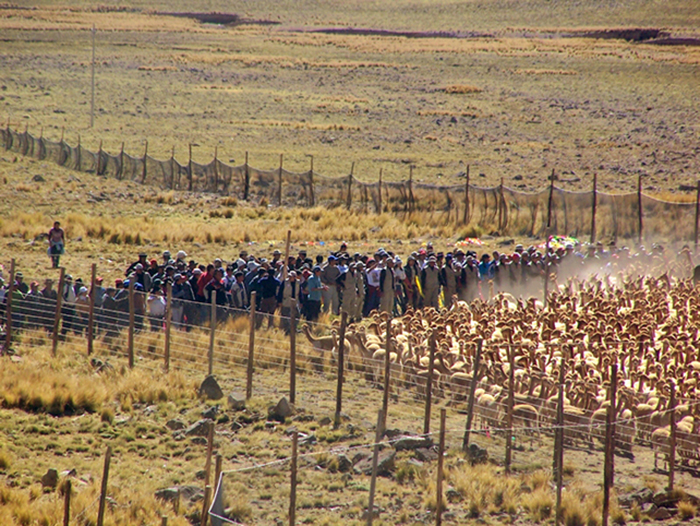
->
xmin=3 ymin=124 xmax=700 ymax=244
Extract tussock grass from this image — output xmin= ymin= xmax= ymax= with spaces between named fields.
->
xmin=678 ymin=500 xmax=697 ymax=520
xmin=444 ymin=84 xmax=483 ymax=94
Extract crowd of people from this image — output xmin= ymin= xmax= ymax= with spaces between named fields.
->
xmin=1 ymin=237 xmax=697 ymax=342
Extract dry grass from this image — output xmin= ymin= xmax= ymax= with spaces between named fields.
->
xmin=678 ymin=500 xmax=698 ymax=520
xmin=443 ymin=84 xmax=483 ymax=94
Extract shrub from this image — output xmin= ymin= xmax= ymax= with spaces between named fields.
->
xmin=678 ymin=500 xmax=697 ymax=520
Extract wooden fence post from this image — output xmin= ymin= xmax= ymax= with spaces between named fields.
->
xmin=188 ymin=144 xmax=193 ymax=192
xmin=243 ymin=151 xmax=250 ymax=201
xmin=334 ymin=311 xmax=348 ymax=428
xmin=96 ymin=446 xmax=112 ymax=526
xmin=408 ymin=164 xmax=415 ymax=213
xmin=76 ymin=134 xmax=81 ymax=171
xmin=128 ymin=279 xmax=135 ymax=369
xmin=208 ymin=293 xmax=216 ymax=376
xmin=590 ymin=173 xmax=598 ymax=244
xmin=3 ymin=259 xmax=15 ymax=354
xmin=142 ymin=140 xmax=148 ymax=183
xmin=170 ymin=146 xmax=176 ymax=189
xmin=463 ymin=165 xmax=470 ymax=224
xmin=52 ymin=268 xmax=66 ymax=356
xmin=462 ymin=339 xmax=482 ymax=451
xmin=602 ymin=362 xmax=618 ymax=526
xmin=381 ymin=317 xmax=391 ymax=430
xmin=366 ymin=409 xmax=384 ymax=526
xmin=424 ymin=332 xmax=436 ymax=435
xmin=669 ymin=381 xmax=677 ymax=491
xmin=246 ymin=291 xmax=257 ymax=399
xmin=290 ymin=307 xmax=297 ymax=405
xmin=308 ymin=154 xmax=315 ymax=206
xmin=347 ymin=162 xmax=354 ymax=209
xmin=161 ymin=517 xmax=168 ymax=526
xmin=547 ymin=169 xmax=555 ymax=229
xmin=214 ymin=454 xmax=222 ymax=491
xmin=213 ymin=145 xmax=218 ymax=192
xmin=87 ymin=263 xmax=97 ymax=355
xmin=164 ymin=281 xmax=172 ymax=372
xmin=436 ymin=408 xmax=447 ymax=526
xmin=290 ymin=431 xmax=298 ymax=526
xmin=118 ymin=142 xmax=124 ymax=180
xmin=377 ymin=169 xmax=383 ymax=214
xmin=554 ymin=356 xmax=566 ymax=526
xmin=278 ymin=153 xmax=284 ymax=206
xmin=97 ymin=139 xmax=103 ymax=175
xmin=63 ymin=479 xmax=71 ymax=526
xmin=505 ymin=344 xmax=515 ymax=475
xmin=200 ymin=485 xmax=211 ymax=526
xmin=637 ymin=174 xmax=643 ymax=245
xmin=204 ymin=421 xmax=215 ymax=488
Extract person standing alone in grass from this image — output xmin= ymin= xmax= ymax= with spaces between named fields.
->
xmin=48 ymin=221 xmax=65 ymax=268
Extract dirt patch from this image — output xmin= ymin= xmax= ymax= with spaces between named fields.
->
xmin=155 ymin=11 xmax=279 ymax=26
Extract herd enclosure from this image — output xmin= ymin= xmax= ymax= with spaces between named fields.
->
xmin=1 ymin=1 xmax=700 ymax=196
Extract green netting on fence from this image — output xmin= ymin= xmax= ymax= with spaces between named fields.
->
xmin=2 ymin=126 xmax=697 ymax=242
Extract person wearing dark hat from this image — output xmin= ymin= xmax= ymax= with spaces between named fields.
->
xmin=379 ymin=257 xmax=396 ymax=315
xmin=60 ymin=274 xmax=77 ymax=336
xmin=230 ymin=271 xmax=249 ymax=312
xmin=320 ymin=255 xmax=340 ymax=315
xmin=172 ymin=272 xmax=194 ymax=327
xmin=337 ymin=262 xmax=359 ymax=321
xmin=440 ymin=254 xmax=460 ymax=309
xmin=126 ymin=253 xmax=149 ymax=277
xmin=255 ymin=267 xmax=280 ymax=329
xmin=421 ymin=255 xmax=442 ymax=310
xmin=404 ymin=255 xmax=420 ymax=310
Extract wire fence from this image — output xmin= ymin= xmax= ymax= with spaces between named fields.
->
xmin=3 ymin=125 xmax=700 ymax=241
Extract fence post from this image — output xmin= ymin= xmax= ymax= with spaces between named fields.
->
xmin=334 ymin=311 xmax=348 ymax=428
xmin=436 ymin=408 xmax=447 ymax=526
xmin=637 ymin=174 xmax=643 ymax=245
xmin=602 ymin=362 xmax=618 ymax=526
xmin=214 ymin=454 xmax=222 ymax=490
xmin=76 ymin=134 xmax=81 ymax=171
xmin=278 ymin=154 xmax=284 ymax=206
xmin=200 ymin=485 xmax=211 ymax=526
xmin=290 ymin=307 xmax=297 ymax=405
xmin=164 ymin=281 xmax=172 ymax=372
xmin=366 ymin=409 xmax=384 ymax=526
xmin=381 ymin=317 xmax=391 ymax=430
xmin=289 ymin=431 xmax=298 ymax=526
xmin=142 ymin=140 xmax=148 ymax=183
xmin=208 ymin=293 xmax=216 ymax=376
xmin=128 ymin=279 xmax=135 ymax=369
xmin=590 ymin=173 xmax=598 ymax=244
xmin=213 ymin=145 xmax=218 ymax=192
xmin=308 ymin=154 xmax=315 ymax=206
xmin=96 ymin=446 xmax=112 ymax=526
xmin=63 ymin=479 xmax=71 ymax=526
xmin=547 ymin=169 xmax=555 ymax=229
xmin=204 ymin=421 xmax=215 ymax=488
xmin=505 ymin=344 xmax=515 ymax=475
xmin=377 ymin=169 xmax=383 ymax=214
xmin=408 ymin=164 xmax=415 ymax=213
xmin=87 ymin=263 xmax=97 ymax=355
xmin=246 ymin=291 xmax=257 ymax=399
xmin=188 ymin=144 xmax=193 ymax=192
xmin=52 ymin=268 xmax=66 ymax=356
xmin=554 ymin=356 xmax=566 ymax=526
xmin=243 ymin=151 xmax=250 ymax=201
xmin=669 ymin=381 xmax=677 ymax=491
xmin=118 ymin=142 xmax=124 ymax=180
xmin=170 ymin=146 xmax=176 ymax=189
xmin=463 ymin=165 xmax=470 ymax=224
xmin=424 ymin=332 xmax=436 ymax=435
xmin=347 ymin=162 xmax=354 ymax=209
xmin=3 ymin=259 xmax=15 ymax=354
xmin=462 ymin=339 xmax=482 ymax=451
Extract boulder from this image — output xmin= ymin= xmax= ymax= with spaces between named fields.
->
xmin=653 ymin=490 xmax=685 ymax=508
xmin=166 ymin=419 xmax=186 ymax=431
xmin=414 ymin=447 xmax=439 ymax=462
xmin=336 ymin=454 xmax=353 ymax=473
xmin=354 ymin=451 xmax=396 ymax=476
xmin=466 ymin=443 xmax=489 ymax=465
xmin=228 ymin=393 xmax=246 ymax=411
xmin=185 ymin=419 xmax=213 ymax=437
xmin=393 ymin=435 xmax=433 ymax=451
xmin=190 ymin=437 xmax=208 ymax=446
xmin=202 ymin=405 xmax=219 ymax=420
xmin=41 ymin=468 xmax=59 ymax=489
xmin=268 ymin=397 xmax=293 ymax=422
xmin=318 ymin=416 xmax=332 ymax=426
xmin=198 ymin=376 xmax=224 ymax=400
xmin=155 ymin=485 xmax=204 ymax=503
xmin=650 ymin=507 xmax=673 ymax=521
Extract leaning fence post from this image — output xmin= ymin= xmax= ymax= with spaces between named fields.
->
xmin=3 ymin=259 xmax=15 ymax=354
xmin=463 ymin=165 xmax=470 ymax=224
xmin=554 ymin=356 xmax=566 ymax=526
xmin=436 ymin=408 xmax=447 ymax=526
xmin=76 ymin=134 xmax=81 ymax=171
xmin=128 ymin=279 xmax=135 ymax=369
xmin=97 ymin=139 xmax=103 ymax=175
xmin=141 ymin=140 xmax=148 ymax=183
xmin=213 ymin=145 xmax=219 ymax=192
xmin=377 ymin=169 xmax=383 ymax=214
xmin=278 ymin=154 xmax=284 ymax=206
xmin=118 ymin=142 xmax=124 ymax=180
xmin=366 ymin=409 xmax=384 ymax=526
xmin=52 ymin=268 xmax=66 ymax=356
xmin=424 ymin=331 xmax=436 ymax=435
xmin=188 ymin=144 xmax=193 ymax=192
xmin=505 ymin=344 xmax=515 ymax=475
xmin=204 ymin=421 xmax=215 ymax=488
xmin=381 ymin=317 xmax=391 ymax=430
xmin=347 ymin=162 xmax=354 ymax=209
xmin=208 ymin=293 xmax=216 ymax=376
xmin=243 ymin=151 xmax=250 ymax=201
xmin=590 ymin=173 xmax=598 ymax=244
xmin=308 ymin=154 xmax=315 ymax=206
xmin=96 ymin=446 xmax=112 ymax=526
xmin=87 ymin=263 xmax=97 ymax=355
xmin=200 ymin=485 xmax=211 ymax=526
xmin=334 ymin=311 xmax=348 ymax=428
xmin=669 ymin=381 xmax=677 ymax=491
xmin=637 ymin=174 xmax=643 ymax=245
xmin=63 ymin=479 xmax=71 ymax=526
xmin=290 ymin=307 xmax=297 ymax=405
xmin=462 ymin=339 xmax=482 ymax=451
xmin=289 ymin=431 xmax=298 ymax=526
xmin=246 ymin=291 xmax=257 ymax=399
xmin=602 ymin=362 xmax=618 ymax=526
